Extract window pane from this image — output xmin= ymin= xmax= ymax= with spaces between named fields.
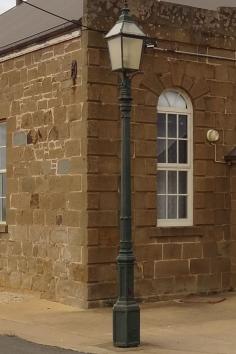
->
xmin=0 ymin=174 xmax=6 ymax=197
xmin=179 ymin=196 xmax=187 ymax=218
xmin=0 ymin=122 xmax=6 ymax=147
xmin=0 ymin=198 xmax=5 ymax=222
xmin=166 ymin=91 xmax=179 ymax=107
xmin=168 ymin=196 xmax=177 ymax=219
xmin=157 ymin=195 xmax=166 ymax=219
xmin=179 ymin=171 xmax=187 ymax=194
xmin=158 ymin=91 xmax=188 ymax=110
xmin=179 ymin=115 xmax=188 ymax=139
xmin=2 ymin=174 xmax=6 ymax=196
xmin=0 ymin=199 xmax=2 ymax=222
xmin=0 ymin=147 xmax=6 ymax=170
xmin=157 ymin=139 xmax=166 ymax=163
xmin=107 ymin=37 xmax=122 ymax=71
xmin=168 ymin=140 xmax=177 ymax=163
xmin=157 ymin=171 xmax=166 ymax=194
xmin=168 ymin=171 xmax=177 ymax=194
xmin=179 ymin=140 xmax=187 ymax=163
xmin=157 ymin=113 xmax=166 ymax=138
xmin=175 ymin=94 xmax=187 ymax=109
xmin=158 ymin=94 xmax=169 ymax=108
xmin=123 ymin=37 xmax=143 ymax=71
xmin=168 ymin=114 xmax=177 ymax=138
xmin=2 ymin=198 xmax=6 ymax=222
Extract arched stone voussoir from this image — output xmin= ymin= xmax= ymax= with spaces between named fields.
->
xmin=190 ymin=77 xmax=210 ymax=100
xmin=139 ymin=65 xmax=209 ymax=106
xmin=160 ymin=72 xmax=173 ymax=90
xmin=139 ymin=71 xmax=164 ymax=97
xmin=169 ymin=61 xmax=186 ymax=87
xmin=181 ymin=75 xmax=195 ymax=92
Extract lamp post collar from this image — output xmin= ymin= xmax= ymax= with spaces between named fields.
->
xmin=119 ymin=3 xmax=132 ymax=22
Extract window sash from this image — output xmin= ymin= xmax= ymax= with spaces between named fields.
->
xmin=158 ymin=111 xmax=191 ymax=166
xmin=157 ymin=167 xmax=192 ymax=226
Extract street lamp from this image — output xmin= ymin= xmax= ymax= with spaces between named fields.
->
xmin=105 ymin=1 xmax=146 ymax=348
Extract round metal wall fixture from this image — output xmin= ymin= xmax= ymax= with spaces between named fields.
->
xmin=206 ymin=129 xmax=220 ymax=143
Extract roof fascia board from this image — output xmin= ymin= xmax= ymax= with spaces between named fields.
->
xmin=0 ymin=29 xmax=81 ymax=63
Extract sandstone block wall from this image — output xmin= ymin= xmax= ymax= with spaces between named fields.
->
xmin=85 ymin=0 xmax=236 ymax=307
xmin=0 ymin=35 xmax=88 ymax=307
xmin=0 ymin=0 xmax=236 ymax=308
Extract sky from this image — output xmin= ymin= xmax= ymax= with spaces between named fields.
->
xmin=0 ymin=0 xmax=15 ymax=14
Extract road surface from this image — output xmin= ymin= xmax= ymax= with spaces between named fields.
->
xmin=0 ymin=336 xmax=91 ymax=354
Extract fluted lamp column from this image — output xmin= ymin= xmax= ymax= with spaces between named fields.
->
xmin=105 ymin=1 xmax=147 ymax=348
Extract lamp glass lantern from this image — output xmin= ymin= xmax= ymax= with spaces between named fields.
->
xmin=105 ymin=8 xmax=146 ymax=72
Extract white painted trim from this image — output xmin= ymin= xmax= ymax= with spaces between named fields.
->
xmin=158 ymin=106 xmax=189 ymax=114
xmin=157 ymin=218 xmax=193 ymax=228
xmin=0 ymin=30 xmax=81 ymax=63
xmin=157 ymin=89 xmax=193 ymax=228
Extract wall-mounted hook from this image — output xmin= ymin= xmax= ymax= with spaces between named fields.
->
xmin=71 ymin=60 xmax=78 ymax=85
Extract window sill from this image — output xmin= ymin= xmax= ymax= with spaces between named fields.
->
xmin=149 ymin=226 xmax=204 ymax=239
xmin=0 ymin=223 xmax=8 ymax=233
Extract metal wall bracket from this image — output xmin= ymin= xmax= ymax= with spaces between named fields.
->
xmin=71 ymin=60 xmax=78 ymax=85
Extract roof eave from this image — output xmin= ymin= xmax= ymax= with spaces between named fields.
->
xmin=0 ymin=22 xmax=79 ymax=58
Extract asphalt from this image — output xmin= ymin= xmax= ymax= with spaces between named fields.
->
xmin=1 ymin=291 xmax=236 ymax=353
xmin=0 ymin=336 xmax=89 ymax=354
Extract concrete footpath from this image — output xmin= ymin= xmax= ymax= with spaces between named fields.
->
xmin=0 ymin=291 xmax=236 ymax=354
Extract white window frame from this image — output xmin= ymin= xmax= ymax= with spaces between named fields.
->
xmin=157 ymin=89 xmax=193 ymax=227
xmin=0 ymin=120 xmax=6 ymax=224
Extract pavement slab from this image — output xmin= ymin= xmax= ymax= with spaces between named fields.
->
xmin=0 ymin=291 xmax=236 ymax=353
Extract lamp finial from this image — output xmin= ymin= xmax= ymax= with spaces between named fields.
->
xmin=123 ymin=0 xmax=128 ymax=9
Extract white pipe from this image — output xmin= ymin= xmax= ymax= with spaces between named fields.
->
xmin=152 ymin=46 xmax=236 ymax=63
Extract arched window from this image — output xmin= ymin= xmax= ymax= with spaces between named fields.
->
xmin=157 ymin=89 xmax=193 ymax=227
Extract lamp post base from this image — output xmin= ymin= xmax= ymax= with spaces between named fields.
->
xmin=113 ymin=300 xmax=140 ymax=348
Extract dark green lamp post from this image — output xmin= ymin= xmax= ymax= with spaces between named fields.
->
xmin=105 ymin=1 xmax=146 ymax=348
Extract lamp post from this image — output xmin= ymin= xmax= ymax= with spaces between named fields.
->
xmin=105 ymin=1 xmax=146 ymax=348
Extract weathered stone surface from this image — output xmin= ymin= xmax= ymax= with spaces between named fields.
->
xmin=57 ymin=159 xmax=71 ymax=175
xmin=13 ymin=132 xmax=27 ymax=146
xmin=0 ymin=0 xmax=235 ymax=309
xmin=0 ymin=36 xmax=87 ymax=307
xmin=84 ymin=0 xmax=235 ymax=307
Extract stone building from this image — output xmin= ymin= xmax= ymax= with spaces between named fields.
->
xmin=0 ymin=0 xmax=236 ymax=308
